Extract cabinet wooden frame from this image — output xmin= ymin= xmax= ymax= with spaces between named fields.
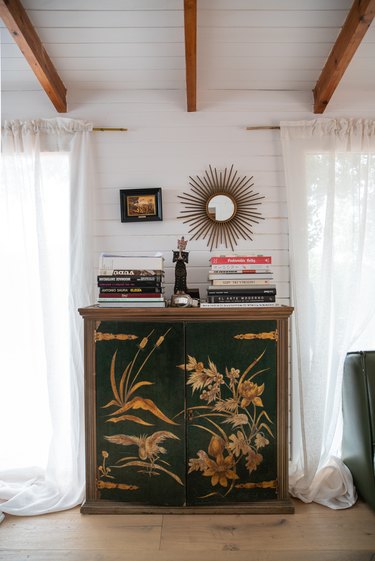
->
xmin=78 ymin=306 xmax=294 ymax=514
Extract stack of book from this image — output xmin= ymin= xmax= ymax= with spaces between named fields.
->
xmin=206 ymin=255 xmax=276 ymax=305
xmin=97 ymin=253 xmax=166 ymax=308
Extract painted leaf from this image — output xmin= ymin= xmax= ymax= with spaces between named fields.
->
xmin=258 ymin=422 xmax=274 ymax=437
xmin=198 ymin=491 xmax=219 ymax=499
xmin=119 ymin=362 xmax=131 ymax=403
xmin=102 ymin=399 xmax=121 ymax=409
xmin=110 ymin=350 xmax=121 ymax=404
xmin=109 ymin=396 xmax=178 ymax=425
xmin=223 ymin=413 xmax=248 ymax=427
xmin=239 ymin=348 xmax=267 ymax=385
xmin=115 ymin=460 xmax=184 ymax=485
xmin=249 ymin=367 xmax=270 ymax=382
xmin=104 ymin=434 xmax=140 ymax=446
xmin=126 ymin=381 xmax=154 ymax=400
xmin=257 ymin=409 xmax=273 ymax=424
xmin=106 ymin=414 xmax=153 ymax=426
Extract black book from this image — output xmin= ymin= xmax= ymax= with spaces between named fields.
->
xmin=97 ymin=275 xmax=163 ymax=283
xmin=207 ymin=287 xmax=276 ymax=296
xmin=99 ymin=286 xmax=163 ymax=294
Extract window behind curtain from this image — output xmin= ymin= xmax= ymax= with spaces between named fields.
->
xmin=306 ymin=152 xmax=375 ymax=353
xmin=0 ymin=152 xmax=70 ymax=469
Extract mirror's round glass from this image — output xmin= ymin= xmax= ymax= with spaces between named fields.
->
xmin=207 ymin=194 xmax=235 ymax=222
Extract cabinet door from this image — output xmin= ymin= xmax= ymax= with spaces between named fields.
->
xmin=185 ymin=320 xmax=278 ymax=505
xmin=95 ymin=321 xmax=186 ymax=506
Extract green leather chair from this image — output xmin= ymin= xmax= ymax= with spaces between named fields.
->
xmin=342 ymin=351 xmax=375 ymax=511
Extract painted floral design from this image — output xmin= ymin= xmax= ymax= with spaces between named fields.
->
xmin=180 ymin=345 xmax=274 ymax=498
xmin=188 ymin=436 xmax=239 ymax=488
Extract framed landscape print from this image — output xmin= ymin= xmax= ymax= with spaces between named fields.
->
xmin=120 ymin=188 xmax=163 ymax=222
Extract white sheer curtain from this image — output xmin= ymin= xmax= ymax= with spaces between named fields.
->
xmin=281 ymin=118 xmax=375 ymax=509
xmin=0 ymin=118 xmax=95 ymax=520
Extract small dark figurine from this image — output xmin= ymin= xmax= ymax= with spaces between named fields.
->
xmin=173 ymin=236 xmax=189 ymax=294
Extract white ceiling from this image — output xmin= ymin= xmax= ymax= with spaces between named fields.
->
xmin=1 ymin=0 xmax=375 ymax=111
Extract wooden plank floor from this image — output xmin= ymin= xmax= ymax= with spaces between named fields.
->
xmin=0 ymin=499 xmax=374 ymax=561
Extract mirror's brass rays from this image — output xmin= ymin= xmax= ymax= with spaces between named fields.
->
xmin=178 ymin=165 xmax=264 ymax=250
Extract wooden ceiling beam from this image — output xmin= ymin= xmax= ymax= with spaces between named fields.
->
xmin=184 ymin=0 xmax=197 ymax=112
xmin=0 ymin=0 xmax=67 ymax=113
xmin=313 ymin=0 xmax=375 ymax=113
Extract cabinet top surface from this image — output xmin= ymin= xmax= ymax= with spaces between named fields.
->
xmin=78 ymin=305 xmax=293 ymax=321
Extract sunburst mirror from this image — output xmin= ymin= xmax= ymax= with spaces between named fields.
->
xmin=177 ymin=165 xmax=264 ymax=251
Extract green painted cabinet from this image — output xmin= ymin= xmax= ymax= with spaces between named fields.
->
xmin=79 ymin=306 xmax=293 ymax=514
xmin=95 ymin=321 xmax=186 ymax=506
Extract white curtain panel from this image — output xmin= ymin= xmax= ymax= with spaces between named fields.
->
xmin=0 ymin=119 xmax=95 ymax=520
xmin=280 ymin=118 xmax=375 ymax=509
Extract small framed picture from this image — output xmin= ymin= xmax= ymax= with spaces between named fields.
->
xmin=120 ymin=188 xmax=163 ymax=222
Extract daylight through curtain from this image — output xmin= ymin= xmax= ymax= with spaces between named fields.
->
xmin=0 ymin=119 xmax=95 ymax=520
xmin=281 ymin=118 xmax=375 ymax=508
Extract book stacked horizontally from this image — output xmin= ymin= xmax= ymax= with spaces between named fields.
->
xmin=97 ymin=253 xmax=165 ymax=307
xmin=206 ymin=255 xmax=276 ymax=305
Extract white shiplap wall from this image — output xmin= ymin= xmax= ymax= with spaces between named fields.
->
xmin=3 ymin=87 xmax=374 ymax=302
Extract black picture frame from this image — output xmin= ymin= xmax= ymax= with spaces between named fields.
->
xmin=120 ymin=188 xmax=163 ymax=222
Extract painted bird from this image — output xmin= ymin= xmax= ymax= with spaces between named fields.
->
xmin=105 ymin=431 xmax=179 ymax=462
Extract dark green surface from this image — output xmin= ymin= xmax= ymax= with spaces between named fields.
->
xmin=94 ymin=319 xmax=279 ymax=507
xmin=342 ymin=351 xmax=375 ymax=511
xmin=95 ymin=321 xmax=186 ymax=506
xmin=185 ymin=320 xmax=278 ymax=505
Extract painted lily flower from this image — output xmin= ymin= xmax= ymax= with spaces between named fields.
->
xmin=202 ymin=436 xmax=239 ymax=487
xmin=238 ymin=381 xmax=264 ymax=408
xmin=203 ymin=454 xmax=239 ymax=488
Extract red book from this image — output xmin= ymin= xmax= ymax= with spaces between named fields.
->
xmin=210 ymin=256 xmax=271 ymax=265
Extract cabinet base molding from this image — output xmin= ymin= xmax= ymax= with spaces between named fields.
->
xmin=80 ymin=498 xmax=295 ymax=515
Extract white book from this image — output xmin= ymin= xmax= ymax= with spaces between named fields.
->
xmin=211 ymin=279 xmax=274 ymax=286
xmin=99 ymin=253 xmax=164 ymax=273
xmin=208 ymin=284 xmax=276 ymax=291
xmin=208 ymin=272 xmax=273 ymax=280
xmin=210 ymin=264 xmax=272 ymax=271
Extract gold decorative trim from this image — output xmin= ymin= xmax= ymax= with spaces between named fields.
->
xmin=97 ymin=481 xmax=139 ymax=491
xmin=234 ymin=331 xmax=278 ymax=341
xmin=235 ymin=479 xmax=277 ymax=489
xmin=95 ymin=333 xmax=138 ymax=342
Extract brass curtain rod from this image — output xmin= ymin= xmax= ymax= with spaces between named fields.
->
xmin=246 ymin=126 xmax=280 ymax=131
xmin=93 ymin=127 xmax=128 ymax=132
xmin=92 ymin=126 xmax=281 ymax=132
